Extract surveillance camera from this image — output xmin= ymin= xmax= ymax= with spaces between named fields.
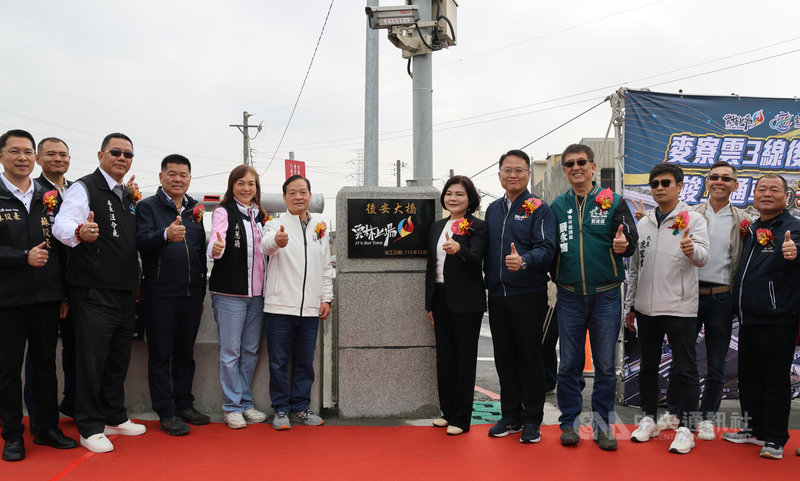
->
xmin=365 ymin=5 xmax=420 ymax=30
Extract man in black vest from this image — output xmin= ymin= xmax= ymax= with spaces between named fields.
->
xmin=53 ymin=133 xmax=145 ymax=453
xmin=136 ymin=154 xmax=209 ymax=436
xmin=23 ymin=137 xmax=76 ymax=423
xmin=0 ymin=129 xmax=78 ymax=462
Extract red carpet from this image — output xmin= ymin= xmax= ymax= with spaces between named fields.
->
xmin=3 ymin=420 xmax=797 ymax=480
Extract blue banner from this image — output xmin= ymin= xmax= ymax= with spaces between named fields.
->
xmin=623 ymin=89 xmax=800 ymax=213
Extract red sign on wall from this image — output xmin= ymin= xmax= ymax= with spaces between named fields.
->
xmin=285 ymin=159 xmax=306 ymax=179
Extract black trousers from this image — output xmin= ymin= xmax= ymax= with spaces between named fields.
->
xmin=70 ymin=287 xmax=135 ymax=438
xmin=24 ymin=310 xmax=76 ymax=419
xmin=144 ymin=296 xmax=204 ymax=418
xmin=636 ymin=313 xmax=699 ymax=429
xmin=738 ymin=322 xmax=797 ymax=447
xmin=0 ymin=302 xmax=60 ymax=441
xmin=431 ymin=284 xmax=482 ymax=431
xmin=542 ymin=304 xmax=559 ymax=392
xmin=487 ymin=291 xmax=547 ymax=425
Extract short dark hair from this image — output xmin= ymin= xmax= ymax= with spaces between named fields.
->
xmin=708 ymin=160 xmax=737 ymax=176
xmin=498 ymin=149 xmax=530 ymax=169
xmin=283 ymin=174 xmax=311 ymax=194
xmin=101 ymin=132 xmax=133 ymax=151
xmin=561 ymin=143 xmax=594 ymax=163
xmin=649 ymin=163 xmax=684 ymax=183
xmin=755 ymin=173 xmax=788 ymax=192
xmin=0 ymin=129 xmax=35 ymax=151
xmin=440 ymin=175 xmax=481 ymax=214
xmin=37 ymin=137 xmax=69 ymax=152
xmin=161 ymin=154 xmax=191 ymax=173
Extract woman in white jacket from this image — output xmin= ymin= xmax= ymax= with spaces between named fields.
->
xmin=260 ymin=175 xmax=333 ymax=431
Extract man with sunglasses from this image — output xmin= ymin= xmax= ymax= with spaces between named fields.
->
xmin=624 ymin=163 xmax=709 ymax=454
xmin=550 ymin=144 xmax=637 ymax=450
xmin=53 ymin=133 xmax=145 ymax=453
xmin=484 ymin=149 xmax=556 ymax=444
xmin=658 ymin=160 xmax=749 ymax=442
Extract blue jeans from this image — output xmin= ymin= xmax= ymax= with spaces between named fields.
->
xmin=212 ymin=294 xmax=264 ymax=413
xmin=556 ymin=286 xmax=621 ymax=431
xmin=666 ymin=291 xmax=732 ymax=420
xmin=265 ymin=313 xmax=319 ymax=413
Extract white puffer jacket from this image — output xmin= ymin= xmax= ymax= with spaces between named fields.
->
xmin=261 ymin=212 xmax=334 ymax=317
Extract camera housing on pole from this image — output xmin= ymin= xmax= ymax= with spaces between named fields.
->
xmin=365 ymin=1 xmax=458 ymax=58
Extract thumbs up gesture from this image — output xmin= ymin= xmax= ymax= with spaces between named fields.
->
xmin=211 ymin=231 xmax=225 ymax=258
xmin=166 ymin=215 xmax=186 ymax=242
xmin=275 ymin=224 xmax=289 ymax=248
xmin=80 ymin=211 xmax=99 ymax=242
xmin=680 ymin=226 xmax=694 ymax=257
xmin=613 ymin=224 xmax=628 ymax=254
xmin=27 ymin=241 xmax=49 ymax=267
xmin=782 ymin=230 xmax=797 ymax=260
xmin=442 ymin=231 xmax=461 ymax=255
xmin=505 ymin=242 xmax=524 ymax=271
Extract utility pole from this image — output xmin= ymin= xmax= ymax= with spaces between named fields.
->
xmin=229 ymin=111 xmax=262 ymax=165
xmin=396 ymin=160 xmax=402 ymax=187
xmin=364 ymin=0 xmax=380 ymax=186
xmin=410 ymin=0 xmax=433 ymax=187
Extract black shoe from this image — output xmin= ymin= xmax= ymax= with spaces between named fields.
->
xmin=2 ymin=438 xmax=25 ymax=462
xmin=560 ymin=427 xmax=579 ymax=446
xmin=33 ymin=427 xmax=78 ymax=449
xmin=176 ymin=408 xmax=210 ymax=426
xmin=160 ymin=415 xmax=191 ymax=436
xmin=593 ymin=429 xmax=618 ymax=451
xmin=488 ymin=418 xmax=523 ymax=438
xmin=519 ymin=423 xmax=541 ymax=444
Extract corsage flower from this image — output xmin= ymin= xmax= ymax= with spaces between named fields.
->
xmin=739 ymin=219 xmax=750 ymax=238
xmin=451 ymin=218 xmax=474 ymax=237
xmin=518 ymin=197 xmax=542 ymax=219
xmin=594 ymin=188 xmax=613 ymax=214
xmin=128 ymin=183 xmax=142 ymax=205
xmin=756 ymin=228 xmax=774 ymax=247
xmin=668 ymin=211 xmax=689 ymax=236
xmin=42 ymin=190 xmax=58 ymax=215
xmin=192 ymin=203 xmax=205 ymax=223
xmin=314 ymin=221 xmax=327 ymax=240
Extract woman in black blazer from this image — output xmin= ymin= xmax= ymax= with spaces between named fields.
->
xmin=425 ymin=175 xmax=488 ymax=435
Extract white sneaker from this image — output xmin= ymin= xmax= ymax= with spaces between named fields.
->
xmin=669 ymin=427 xmax=696 ymax=454
xmin=242 ymin=408 xmax=267 ymax=423
xmin=696 ymin=420 xmax=715 ymax=441
xmin=104 ymin=420 xmax=146 ymax=436
xmin=432 ymin=418 xmax=448 ymax=428
xmin=657 ymin=413 xmax=680 ymax=431
xmin=80 ymin=433 xmax=114 ymax=453
xmin=224 ymin=411 xmax=247 ymax=429
xmin=631 ymin=417 xmax=660 ymax=442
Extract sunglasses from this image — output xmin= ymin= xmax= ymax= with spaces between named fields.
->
xmin=708 ymin=174 xmax=736 ymax=183
xmin=103 ymin=149 xmax=134 ymax=159
xmin=649 ymin=179 xmax=672 ymax=189
xmin=562 ymin=159 xmax=590 ymax=168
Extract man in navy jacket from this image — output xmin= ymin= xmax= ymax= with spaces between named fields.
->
xmin=484 ymin=149 xmax=556 ymax=444
xmin=726 ymin=174 xmax=800 ymax=460
xmin=136 ymin=154 xmax=209 ymax=436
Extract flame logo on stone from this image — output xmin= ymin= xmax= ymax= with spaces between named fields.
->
xmin=393 ymin=216 xmax=415 ymax=242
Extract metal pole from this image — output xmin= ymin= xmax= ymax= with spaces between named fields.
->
xmin=364 ymin=0 xmax=380 ymax=186
xmin=411 ymin=0 xmax=433 ymax=187
xmin=396 ymin=160 xmax=401 ymax=187
xmin=243 ymin=111 xmax=251 ymax=165
xmin=612 ymin=88 xmax=626 ymax=193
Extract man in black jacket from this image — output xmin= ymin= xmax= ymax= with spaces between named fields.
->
xmin=726 ymin=173 xmax=800 ymax=460
xmin=0 ymin=129 xmax=78 ymax=462
xmin=136 ymin=154 xmax=209 ymax=436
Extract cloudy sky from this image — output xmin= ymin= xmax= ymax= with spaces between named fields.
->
xmin=2 ymin=0 xmax=799 ymax=224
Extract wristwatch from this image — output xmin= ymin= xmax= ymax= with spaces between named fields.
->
xmin=520 ymin=259 xmax=527 ymax=270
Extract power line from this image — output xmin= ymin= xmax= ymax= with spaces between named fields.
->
xmin=260 ymin=0 xmax=335 ymax=177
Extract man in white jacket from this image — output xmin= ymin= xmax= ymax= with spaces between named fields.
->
xmin=261 ymin=175 xmax=333 ymax=431
xmin=624 ymin=163 xmax=709 ymax=455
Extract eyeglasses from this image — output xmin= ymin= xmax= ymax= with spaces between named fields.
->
xmin=103 ymin=149 xmax=134 ymax=159
xmin=708 ymin=174 xmax=736 ymax=183
xmin=562 ymin=159 xmax=590 ymax=168
xmin=2 ymin=149 xmax=35 ymax=157
xmin=500 ymin=168 xmax=529 ymax=176
xmin=649 ymin=179 xmax=673 ymax=189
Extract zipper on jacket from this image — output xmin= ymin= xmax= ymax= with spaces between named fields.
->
xmin=183 ymin=237 xmax=191 ymax=297
xmin=576 ymin=194 xmax=587 ymax=295
xmin=156 ymin=256 xmax=161 ymax=280
xmin=499 ymin=202 xmax=509 ymax=297
xmin=300 ymin=217 xmax=309 ymax=316
xmin=738 ymin=235 xmax=757 ymax=326
xmin=768 ymin=281 xmax=776 ymax=310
